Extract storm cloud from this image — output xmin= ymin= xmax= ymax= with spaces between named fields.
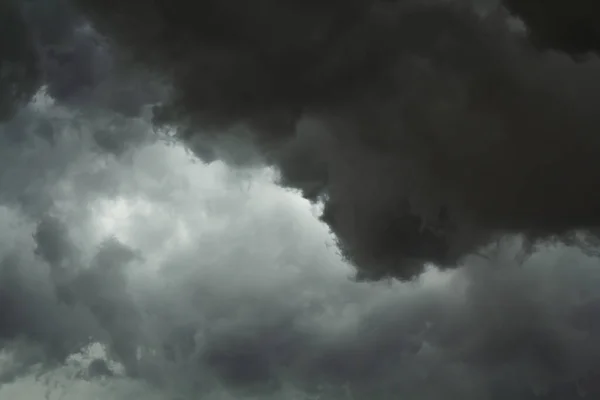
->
xmin=502 ymin=0 xmax=600 ymax=54
xmin=0 ymin=0 xmax=40 ymax=120
xmin=2 ymin=1 xmax=600 ymax=399
xmin=51 ymin=0 xmax=600 ymax=279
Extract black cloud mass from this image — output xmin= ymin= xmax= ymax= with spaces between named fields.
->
xmin=63 ymin=0 xmax=600 ymax=279
xmin=2 ymin=0 xmax=600 ymax=399
xmin=0 ymin=0 xmax=40 ymax=120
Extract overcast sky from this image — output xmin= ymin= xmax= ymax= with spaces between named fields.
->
xmin=3 ymin=0 xmax=600 ymax=399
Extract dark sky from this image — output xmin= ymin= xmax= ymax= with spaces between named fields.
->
xmin=1 ymin=0 xmax=600 ymax=399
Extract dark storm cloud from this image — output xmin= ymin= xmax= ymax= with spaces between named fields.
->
xmin=1 ymin=0 xmax=164 ymax=125
xmin=501 ymin=0 xmax=600 ymax=54
xmin=68 ymin=0 xmax=600 ymax=279
xmin=0 ymin=0 xmax=40 ymax=121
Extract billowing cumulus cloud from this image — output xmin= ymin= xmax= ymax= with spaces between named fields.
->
xmin=58 ymin=0 xmax=600 ymax=279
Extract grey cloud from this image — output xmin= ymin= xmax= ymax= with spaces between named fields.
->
xmin=0 ymin=212 xmax=144 ymax=380
xmin=0 ymin=94 xmax=158 ymax=377
xmin=2 ymin=125 xmax=600 ymax=399
xmin=0 ymin=102 xmax=153 ymax=218
xmin=95 ymin=240 xmax=600 ymax=399
xmin=67 ymin=0 xmax=600 ymax=280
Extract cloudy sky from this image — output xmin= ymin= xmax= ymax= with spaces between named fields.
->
xmin=2 ymin=0 xmax=600 ymax=399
